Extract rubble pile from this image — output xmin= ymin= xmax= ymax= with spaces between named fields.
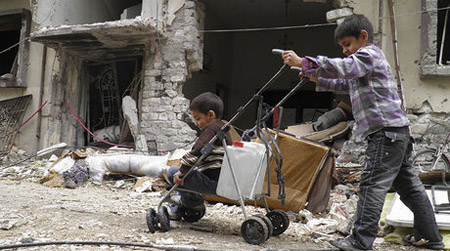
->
xmin=0 ymin=144 xmax=412 ymax=250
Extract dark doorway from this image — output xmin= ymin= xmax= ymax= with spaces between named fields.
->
xmin=87 ymin=58 xmax=142 ymax=146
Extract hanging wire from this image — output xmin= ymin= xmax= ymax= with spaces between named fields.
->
xmin=198 ymin=6 xmax=450 ymax=33
xmin=199 ymin=23 xmax=337 ymax=33
xmin=0 ymin=37 xmax=30 ymax=55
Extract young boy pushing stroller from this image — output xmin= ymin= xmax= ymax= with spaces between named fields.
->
xmin=282 ymin=14 xmax=443 ymax=251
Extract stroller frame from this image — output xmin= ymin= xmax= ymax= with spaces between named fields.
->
xmin=146 ymin=49 xmax=309 ymax=244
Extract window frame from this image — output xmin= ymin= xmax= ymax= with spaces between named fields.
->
xmin=0 ymin=8 xmax=31 ymax=88
xmin=420 ymin=0 xmax=450 ymax=77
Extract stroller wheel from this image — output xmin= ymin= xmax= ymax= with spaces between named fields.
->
xmin=180 ymin=207 xmax=206 ymax=223
xmin=146 ymin=208 xmax=158 ymax=233
xmin=241 ymin=216 xmax=268 ymax=245
xmin=253 ymin=214 xmax=273 ymax=240
xmin=158 ymin=206 xmax=170 ymax=232
xmin=266 ymin=210 xmax=289 ymax=236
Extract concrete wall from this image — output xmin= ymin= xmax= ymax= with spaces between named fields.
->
xmin=32 ymin=0 xmax=135 ymax=28
xmin=0 ymin=1 xmax=54 ymax=154
xmin=345 ymin=0 xmax=450 ymax=113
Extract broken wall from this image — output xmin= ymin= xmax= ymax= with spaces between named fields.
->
xmin=140 ymin=0 xmax=203 ymax=151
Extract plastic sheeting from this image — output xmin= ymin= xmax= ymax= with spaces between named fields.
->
xmin=87 ymin=154 xmax=169 ymax=182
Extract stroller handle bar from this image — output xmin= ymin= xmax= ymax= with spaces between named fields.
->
xmin=272 ymin=49 xmax=285 ymax=55
xmin=290 ymin=66 xmax=302 ymax=72
xmin=271 ymin=49 xmax=303 ymax=73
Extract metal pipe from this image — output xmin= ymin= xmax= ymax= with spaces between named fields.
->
xmin=36 ymin=45 xmax=47 ymax=148
xmin=387 ymin=0 xmax=406 ymax=112
xmin=222 ymin=138 xmax=248 ymax=219
xmin=438 ymin=4 xmax=449 ymax=65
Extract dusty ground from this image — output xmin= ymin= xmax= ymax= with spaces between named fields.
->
xmin=0 ymin=177 xmax=430 ymax=251
xmin=0 ymin=150 xmax=432 ymax=251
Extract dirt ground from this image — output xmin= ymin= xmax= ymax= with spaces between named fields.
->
xmin=0 ymin=174 xmax=430 ymax=251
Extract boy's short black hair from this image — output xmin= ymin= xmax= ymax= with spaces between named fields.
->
xmin=190 ymin=92 xmax=224 ymax=119
xmin=334 ymin=14 xmax=374 ymax=43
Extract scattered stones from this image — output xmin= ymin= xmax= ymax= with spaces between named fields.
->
xmin=0 ymin=219 xmax=18 ymax=230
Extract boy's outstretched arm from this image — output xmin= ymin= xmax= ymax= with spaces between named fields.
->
xmin=316 ymin=78 xmax=351 ymax=94
xmin=304 ymin=49 xmax=373 ymax=79
xmin=283 ymin=48 xmax=375 ymax=80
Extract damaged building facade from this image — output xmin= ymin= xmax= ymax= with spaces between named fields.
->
xmin=0 ymin=0 xmax=449 ymax=159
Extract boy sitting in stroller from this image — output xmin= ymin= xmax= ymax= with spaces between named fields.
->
xmin=167 ymin=92 xmax=231 ymax=220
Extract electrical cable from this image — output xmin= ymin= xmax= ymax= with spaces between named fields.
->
xmin=0 ymin=240 xmax=340 ymax=251
xmin=0 ymin=240 xmax=199 ymax=251
xmin=197 ymin=6 xmax=450 ymax=33
xmin=200 ymin=22 xmax=337 ymax=33
xmin=0 ymin=37 xmax=30 ymax=56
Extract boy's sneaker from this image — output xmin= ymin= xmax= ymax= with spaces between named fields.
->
xmin=330 ymin=237 xmax=372 ymax=251
xmin=402 ymin=234 xmax=444 ymax=250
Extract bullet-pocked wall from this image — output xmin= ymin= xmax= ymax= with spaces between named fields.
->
xmin=183 ymin=0 xmax=343 ymax=131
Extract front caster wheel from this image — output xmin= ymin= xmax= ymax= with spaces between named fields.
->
xmin=146 ymin=208 xmax=158 ymax=233
xmin=159 ymin=206 xmax=170 ymax=232
xmin=266 ymin=210 xmax=289 ymax=236
xmin=241 ymin=216 xmax=269 ymax=245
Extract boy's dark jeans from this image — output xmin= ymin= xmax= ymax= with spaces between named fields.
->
xmin=351 ymin=126 xmax=442 ymax=249
xmin=168 ymin=166 xmax=217 ymax=208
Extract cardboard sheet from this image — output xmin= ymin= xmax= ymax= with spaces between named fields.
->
xmin=206 ymin=132 xmax=330 ymax=212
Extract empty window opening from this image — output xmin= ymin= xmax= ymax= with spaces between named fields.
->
xmin=0 ymin=29 xmax=20 ymax=76
xmin=86 ymin=58 xmax=142 ymax=147
xmin=437 ymin=0 xmax=450 ymax=65
xmin=0 ymin=9 xmax=30 ymax=87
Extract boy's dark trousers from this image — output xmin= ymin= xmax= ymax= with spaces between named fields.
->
xmin=351 ymin=126 xmax=442 ymax=250
xmin=168 ymin=166 xmax=218 ymax=208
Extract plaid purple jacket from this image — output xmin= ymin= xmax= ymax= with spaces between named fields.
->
xmin=302 ymin=44 xmax=409 ymax=142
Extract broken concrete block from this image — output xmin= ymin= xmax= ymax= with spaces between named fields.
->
xmin=122 ymin=96 xmax=149 ymax=152
xmin=133 ymin=177 xmax=153 ymax=192
xmin=121 ymin=4 xmax=142 ymax=20
xmin=0 ymin=219 xmax=18 ymax=230
xmin=298 ymin=209 xmax=313 ymax=224
xmin=142 ymin=0 xmax=164 ymax=20
xmin=167 ymin=0 xmax=186 ymax=26
xmin=326 ymin=8 xmax=353 ymax=23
